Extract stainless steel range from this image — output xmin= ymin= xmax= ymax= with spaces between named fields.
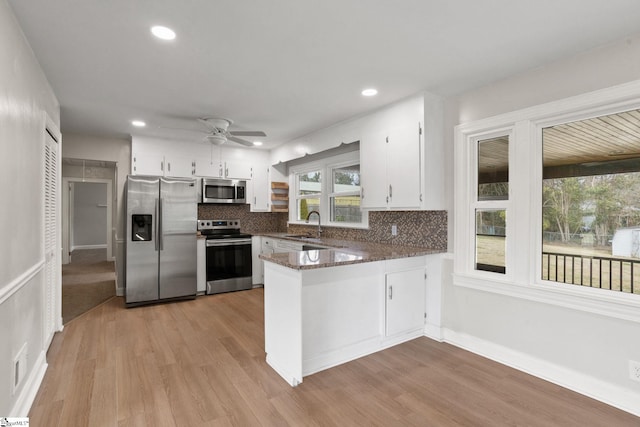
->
xmin=198 ymin=219 xmax=252 ymax=294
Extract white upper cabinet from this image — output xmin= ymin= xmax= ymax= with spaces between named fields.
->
xmin=361 ymin=123 xmax=422 ymax=209
xmin=387 ymin=122 xmax=422 ymax=208
xmin=360 ymin=97 xmax=423 ymax=210
xmin=132 ymin=136 xmax=264 ymax=182
xmin=194 ymin=158 xmax=221 ymax=177
xmin=359 ymin=130 xmax=388 ymax=208
xmin=132 ymin=136 xmax=195 ymax=178
xmin=132 ymin=153 xmax=195 ymax=177
xmin=249 ymin=163 xmax=270 ymax=212
xmin=224 ymin=161 xmax=252 ymax=180
xmin=132 ymin=153 xmax=165 ymax=176
xmin=359 ymin=92 xmax=445 ymax=211
xmin=164 ymin=154 xmax=195 ymax=177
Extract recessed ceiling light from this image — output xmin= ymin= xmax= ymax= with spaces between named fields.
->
xmin=253 ymin=141 xmax=263 ymax=146
xmin=151 ymin=25 xmax=176 ymax=41
xmin=131 ymin=120 xmax=146 ymax=127
xmin=362 ymin=88 xmax=378 ymax=97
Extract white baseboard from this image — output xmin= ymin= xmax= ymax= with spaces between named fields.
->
xmin=424 ymin=323 xmax=444 ymax=341
xmin=72 ymin=244 xmax=107 ymax=251
xmin=116 ymin=287 xmax=124 ymax=297
xmin=266 ymin=355 xmax=301 ymax=387
xmin=303 ymin=335 xmax=382 ymax=378
xmin=442 ymin=328 xmax=640 ymax=417
xmin=10 ymin=350 xmax=47 ymax=417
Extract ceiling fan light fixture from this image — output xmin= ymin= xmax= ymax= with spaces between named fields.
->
xmin=151 ymin=25 xmax=176 ymax=41
xmin=206 ymin=134 xmax=227 ymax=145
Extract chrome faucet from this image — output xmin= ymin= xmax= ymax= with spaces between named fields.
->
xmin=305 ymin=210 xmax=322 ymax=238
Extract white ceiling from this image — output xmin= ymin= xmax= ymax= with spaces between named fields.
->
xmin=8 ymin=0 xmax=640 ymax=149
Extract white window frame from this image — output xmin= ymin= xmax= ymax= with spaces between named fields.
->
xmin=454 ymin=80 xmax=640 ymax=323
xmin=470 ymin=129 xmax=513 ymax=279
xmin=289 ymin=151 xmax=368 ymax=229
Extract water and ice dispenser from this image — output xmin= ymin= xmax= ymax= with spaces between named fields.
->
xmin=131 ymin=214 xmax=153 ymax=241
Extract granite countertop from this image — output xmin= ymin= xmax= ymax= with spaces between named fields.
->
xmin=257 ymin=232 xmax=443 ymax=270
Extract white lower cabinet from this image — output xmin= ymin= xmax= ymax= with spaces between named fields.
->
xmin=252 ymin=236 xmax=263 ymax=285
xmin=197 ymin=238 xmax=206 ymax=293
xmin=263 ymin=254 xmax=427 ymax=386
xmin=385 ymin=264 xmax=426 ymax=337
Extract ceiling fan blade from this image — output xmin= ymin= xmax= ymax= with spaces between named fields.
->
xmin=229 ymin=130 xmax=266 ymax=137
xmin=227 ymin=135 xmax=254 ymax=147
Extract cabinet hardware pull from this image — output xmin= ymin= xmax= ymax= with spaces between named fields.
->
xmin=389 ymin=285 xmax=393 ymax=300
xmin=389 ymin=184 xmax=392 ymax=198
xmin=168 ymin=162 xmax=171 ymax=172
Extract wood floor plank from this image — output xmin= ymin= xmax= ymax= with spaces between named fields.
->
xmin=29 ymin=290 xmax=639 ymax=426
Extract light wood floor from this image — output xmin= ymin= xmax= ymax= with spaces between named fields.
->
xmin=30 ymin=288 xmax=638 ymax=426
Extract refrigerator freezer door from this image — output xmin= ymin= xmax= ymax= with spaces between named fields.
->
xmin=126 ymin=176 xmax=160 ymax=303
xmin=159 ymin=177 xmax=197 ymax=299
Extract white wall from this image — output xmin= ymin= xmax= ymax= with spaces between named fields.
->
xmin=72 ymin=182 xmax=107 ymax=248
xmin=62 ymin=134 xmax=130 ymax=294
xmin=0 ymin=0 xmax=59 ymax=416
xmin=443 ymin=32 xmax=640 ymax=415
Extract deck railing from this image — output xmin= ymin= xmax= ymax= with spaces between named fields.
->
xmin=542 ymin=251 xmax=640 ymax=294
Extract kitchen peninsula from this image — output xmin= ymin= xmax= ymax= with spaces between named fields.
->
xmin=259 ymin=237 xmax=443 ymax=386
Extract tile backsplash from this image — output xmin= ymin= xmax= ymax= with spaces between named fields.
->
xmin=198 ymin=204 xmax=287 ymax=233
xmin=198 ymin=204 xmax=447 ymax=250
xmin=287 ymin=210 xmax=447 ymax=249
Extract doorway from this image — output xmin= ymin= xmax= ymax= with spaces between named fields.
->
xmin=61 ymin=159 xmax=117 ymax=323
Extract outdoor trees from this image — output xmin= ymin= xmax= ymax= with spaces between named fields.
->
xmin=542 ymin=172 xmax=640 ymax=245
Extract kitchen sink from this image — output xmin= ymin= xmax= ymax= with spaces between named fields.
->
xmin=302 ymin=244 xmax=327 ymax=251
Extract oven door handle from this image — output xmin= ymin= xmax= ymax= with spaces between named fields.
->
xmin=206 ymin=238 xmax=252 ymax=247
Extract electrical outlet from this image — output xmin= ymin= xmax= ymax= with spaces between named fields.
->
xmin=391 ymin=224 xmax=398 ymax=236
xmin=630 ymin=360 xmax=640 ymax=382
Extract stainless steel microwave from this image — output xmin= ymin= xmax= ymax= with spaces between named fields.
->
xmin=201 ymin=178 xmax=246 ymax=204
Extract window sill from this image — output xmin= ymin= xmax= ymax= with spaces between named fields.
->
xmin=453 ymin=272 xmax=640 ymax=324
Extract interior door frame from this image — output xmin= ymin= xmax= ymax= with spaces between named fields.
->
xmin=62 ymin=177 xmax=113 ymax=264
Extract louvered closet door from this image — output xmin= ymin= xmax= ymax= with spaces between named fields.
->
xmin=44 ymin=129 xmax=59 ymax=347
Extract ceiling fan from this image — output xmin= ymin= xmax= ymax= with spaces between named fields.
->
xmin=166 ymin=117 xmax=266 ymax=147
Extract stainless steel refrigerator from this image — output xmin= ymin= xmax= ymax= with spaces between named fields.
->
xmin=125 ymin=175 xmax=197 ymax=306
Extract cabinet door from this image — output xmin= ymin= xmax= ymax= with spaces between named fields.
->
xmin=252 ymin=236 xmax=263 ymax=285
xmin=249 ymin=165 xmax=270 ymax=212
xmin=385 ymin=267 xmax=425 ymax=337
xmin=132 ymin=153 xmax=165 ymax=176
xmin=165 ymin=155 xmax=195 ymax=178
xmin=360 ymin=130 xmax=388 ymax=209
xmin=224 ymin=161 xmax=252 ymax=180
xmin=387 ymin=123 xmax=421 ymax=209
xmin=194 ymin=159 xmax=222 ymax=177
xmin=197 ymin=238 xmax=206 ymax=293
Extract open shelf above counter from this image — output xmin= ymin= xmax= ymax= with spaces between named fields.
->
xmin=271 ymin=181 xmax=289 ymax=212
